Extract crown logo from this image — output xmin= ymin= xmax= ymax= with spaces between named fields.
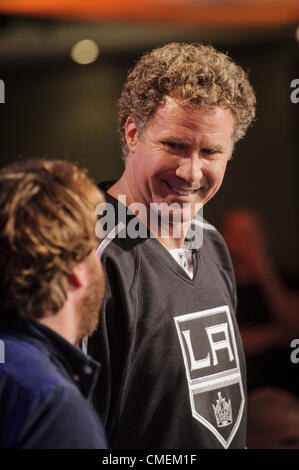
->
xmin=212 ymin=392 xmax=233 ymax=428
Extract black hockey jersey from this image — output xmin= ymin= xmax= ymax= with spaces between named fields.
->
xmin=88 ymin=182 xmax=247 ymax=449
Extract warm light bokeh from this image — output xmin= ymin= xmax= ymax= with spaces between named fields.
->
xmin=0 ymin=0 xmax=298 ymax=27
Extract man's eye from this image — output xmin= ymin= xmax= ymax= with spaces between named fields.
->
xmin=202 ymin=148 xmax=217 ymax=155
xmin=163 ymin=142 xmax=186 ymax=151
xmin=201 ymin=148 xmax=220 ymax=158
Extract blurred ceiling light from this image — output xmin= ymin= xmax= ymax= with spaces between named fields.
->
xmin=296 ymin=26 xmax=299 ymax=42
xmin=71 ymin=39 xmax=99 ymax=64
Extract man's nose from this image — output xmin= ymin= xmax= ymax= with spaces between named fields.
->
xmin=175 ymin=155 xmax=203 ymax=185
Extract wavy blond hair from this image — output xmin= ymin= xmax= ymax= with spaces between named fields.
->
xmin=118 ymin=42 xmax=256 ymax=158
xmin=0 ymin=159 xmax=104 ymax=320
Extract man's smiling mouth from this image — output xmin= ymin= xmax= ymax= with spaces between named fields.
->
xmin=163 ymin=180 xmax=205 ymax=195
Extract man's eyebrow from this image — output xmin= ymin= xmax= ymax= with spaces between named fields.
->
xmin=160 ymin=139 xmax=227 ymax=153
xmin=201 ymin=143 xmax=225 ymax=152
xmin=210 ymin=144 xmax=224 ymax=151
xmin=160 ymin=136 xmax=187 ymax=142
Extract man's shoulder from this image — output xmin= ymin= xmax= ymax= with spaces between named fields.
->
xmin=0 ymin=364 xmax=106 ymax=449
xmin=200 ymin=218 xmax=233 ymax=270
xmin=0 ymin=333 xmax=73 ymax=394
xmin=96 ymin=182 xmax=144 ymax=263
xmin=0 ymin=333 xmax=107 ymax=448
xmin=202 ymin=218 xmax=226 ymax=248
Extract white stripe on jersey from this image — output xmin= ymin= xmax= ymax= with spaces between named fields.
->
xmin=192 ymin=218 xmax=217 ymax=231
xmin=97 ymin=221 xmax=126 ymax=258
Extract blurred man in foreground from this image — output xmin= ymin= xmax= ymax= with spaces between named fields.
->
xmin=0 ymin=159 xmax=107 ymax=449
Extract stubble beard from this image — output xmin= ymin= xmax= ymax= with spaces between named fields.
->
xmin=75 ymin=266 xmax=105 ymax=344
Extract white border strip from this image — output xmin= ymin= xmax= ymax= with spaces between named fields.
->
xmin=192 ymin=218 xmax=216 ymax=231
xmin=97 ymin=222 xmax=126 ymax=258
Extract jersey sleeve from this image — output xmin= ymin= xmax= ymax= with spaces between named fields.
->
xmin=205 ymin=227 xmax=238 ymax=312
xmin=88 ymin=246 xmax=137 ymax=440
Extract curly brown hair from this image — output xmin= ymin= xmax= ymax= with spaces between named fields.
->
xmin=0 ymin=159 xmax=104 ymax=320
xmin=118 ymin=42 xmax=256 ymax=158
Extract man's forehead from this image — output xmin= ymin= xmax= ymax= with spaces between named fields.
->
xmin=155 ymin=95 xmax=195 ymax=117
xmin=154 ymin=96 xmax=232 ymax=123
xmin=150 ymin=96 xmax=234 ymax=139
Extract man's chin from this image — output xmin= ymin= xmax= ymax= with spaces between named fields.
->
xmin=156 ymin=211 xmax=192 ymax=239
xmin=160 ymin=208 xmax=197 ymax=223
xmin=76 ymin=315 xmax=99 ymax=344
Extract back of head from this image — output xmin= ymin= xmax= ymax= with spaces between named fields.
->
xmin=0 ymin=159 xmax=104 ymax=320
xmin=118 ymin=42 xmax=256 ymax=158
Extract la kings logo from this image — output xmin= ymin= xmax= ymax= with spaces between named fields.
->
xmin=174 ymin=305 xmax=245 ymax=448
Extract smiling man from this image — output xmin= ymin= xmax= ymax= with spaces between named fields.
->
xmin=110 ymin=97 xmax=234 ymax=247
xmin=89 ymin=43 xmax=256 ymax=449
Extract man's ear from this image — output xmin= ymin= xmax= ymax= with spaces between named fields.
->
xmin=125 ymin=116 xmax=138 ymax=152
xmin=67 ymin=265 xmax=85 ymax=290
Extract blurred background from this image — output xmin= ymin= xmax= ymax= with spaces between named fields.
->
xmin=0 ymin=0 xmax=298 ymax=276
xmin=0 ymin=0 xmax=299 ymax=449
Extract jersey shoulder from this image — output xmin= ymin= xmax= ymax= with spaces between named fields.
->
xmin=202 ymin=219 xmax=234 ymax=273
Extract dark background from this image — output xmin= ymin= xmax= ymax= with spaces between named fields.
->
xmin=0 ymin=18 xmax=298 ymax=275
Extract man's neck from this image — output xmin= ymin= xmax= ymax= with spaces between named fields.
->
xmin=37 ymin=301 xmax=78 ymax=345
xmin=156 ymin=234 xmax=186 ymax=250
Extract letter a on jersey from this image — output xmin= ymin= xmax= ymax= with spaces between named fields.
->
xmin=174 ymin=306 xmax=245 ymax=448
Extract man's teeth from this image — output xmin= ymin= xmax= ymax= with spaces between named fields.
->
xmin=171 ymin=186 xmax=197 ymax=195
